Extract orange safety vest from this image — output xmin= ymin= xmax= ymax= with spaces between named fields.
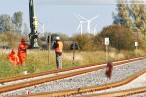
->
xmin=55 ymin=41 xmax=63 ymax=53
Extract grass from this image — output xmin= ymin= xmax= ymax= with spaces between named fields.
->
xmin=0 ymin=48 xmax=146 ymax=78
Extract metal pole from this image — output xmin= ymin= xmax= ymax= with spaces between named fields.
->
xmin=48 ymin=34 xmax=51 ymax=65
xmin=42 ymin=24 xmax=44 ymax=36
xmin=105 ymin=37 xmax=109 ymax=62
xmin=135 ymin=42 xmax=138 ymax=57
xmin=136 ymin=46 xmax=137 ymax=57
xmin=73 ymin=44 xmax=75 ymax=64
xmin=106 ymin=45 xmax=108 ymax=61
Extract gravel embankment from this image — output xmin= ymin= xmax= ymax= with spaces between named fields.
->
xmin=78 ymin=71 xmax=146 ymax=97
xmin=1 ymin=59 xmax=146 ymax=97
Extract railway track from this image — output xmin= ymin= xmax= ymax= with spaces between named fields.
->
xmin=1 ymin=57 xmax=142 ymax=84
xmin=0 ymin=57 xmax=145 ymax=96
xmin=14 ymin=67 xmax=146 ymax=97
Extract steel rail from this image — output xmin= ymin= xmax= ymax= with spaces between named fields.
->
xmin=0 ymin=57 xmax=145 ymax=94
xmin=0 ymin=57 xmax=143 ymax=84
xmin=81 ymin=86 xmax=146 ymax=97
xmin=16 ymin=65 xmax=146 ymax=97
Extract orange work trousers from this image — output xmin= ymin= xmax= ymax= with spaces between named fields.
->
xmin=18 ymin=52 xmax=27 ymax=65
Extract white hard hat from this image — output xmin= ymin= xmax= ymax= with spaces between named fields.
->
xmin=55 ymin=36 xmax=60 ymax=40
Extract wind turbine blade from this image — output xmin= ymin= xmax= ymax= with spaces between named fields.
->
xmin=90 ymin=15 xmax=99 ymax=21
xmin=38 ymin=19 xmax=42 ymax=25
xmin=74 ymin=13 xmax=80 ymax=22
xmin=78 ymin=14 xmax=87 ymax=21
xmin=76 ymin=24 xmax=80 ymax=32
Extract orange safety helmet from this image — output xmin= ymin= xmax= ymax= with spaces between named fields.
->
xmin=11 ymin=49 xmax=15 ymax=54
xmin=21 ymin=38 xmax=25 ymax=43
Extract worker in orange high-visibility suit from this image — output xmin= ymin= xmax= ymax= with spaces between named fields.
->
xmin=53 ymin=36 xmax=63 ymax=69
xmin=18 ymin=38 xmax=29 ymax=65
xmin=8 ymin=49 xmax=20 ymax=65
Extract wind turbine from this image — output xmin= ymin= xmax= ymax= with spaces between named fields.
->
xmin=38 ymin=20 xmax=48 ymax=37
xmin=75 ymin=14 xmax=86 ymax=35
xmin=79 ymin=15 xmax=99 ymax=34
xmin=93 ymin=22 xmax=98 ymax=35
xmin=37 ymin=20 xmax=44 ymax=36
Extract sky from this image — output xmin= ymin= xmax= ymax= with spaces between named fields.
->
xmin=0 ymin=0 xmax=120 ymax=36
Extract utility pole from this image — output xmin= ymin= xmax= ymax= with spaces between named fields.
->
xmin=135 ymin=41 xmax=138 ymax=57
xmin=29 ymin=0 xmax=39 ymax=48
xmin=105 ymin=37 xmax=109 ymax=61
xmin=48 ymin=34 xmax=51 ymax=65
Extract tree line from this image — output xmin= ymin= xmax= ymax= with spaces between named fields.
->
xmin=0 ymin=11 xmax=29 ymax=36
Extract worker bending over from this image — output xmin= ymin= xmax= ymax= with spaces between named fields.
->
xmin=8 ymin=49 xmax=20 ymax=65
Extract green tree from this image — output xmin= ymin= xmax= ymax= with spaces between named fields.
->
xmin=0 ymin=14 xmax=13 ymax=32
xmin=49 ymin=32 xmax=70 ymax=42
xmin=113 ymin=0 xmax=146 ymax=41
xmin=60 ymin=34 xmax=69 ymax=42
xmin=130 ymin=1 xmax=146 ymax=40
xmin=23 ymin=23 xmax=29 ymax=36
xmin=73 ymin=33 xmax=96 ymax=51
xmin=96 ymin=25 xmax=135 ymax=50
xmin=12 ymin=11 xmax=23 ymax=32
xmin=6 ymin=33 xmax=18 ymax=48
xmin=113 ymin=1 xmax=133 ymax=31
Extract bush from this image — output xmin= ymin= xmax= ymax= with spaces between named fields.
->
xmin=0 ymin=34 xmax=8 ymax=42
xmin=6 ymin=33 xmax=18 ymax=48
xmin=0 ymin=33 xmax=19 ymax=48
xmin=96 ymin=25 xmax=135 ymax=50
xmin=73 ymin=34 xmax=96 ymax=51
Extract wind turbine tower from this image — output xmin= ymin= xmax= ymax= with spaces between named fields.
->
xmin=93 ymin=22 xmax=98 ymax=35
xmin=38 ymin=20 xmax=45 ymax=36
xmin=40 ymin=24 xmax=45 ymax=36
